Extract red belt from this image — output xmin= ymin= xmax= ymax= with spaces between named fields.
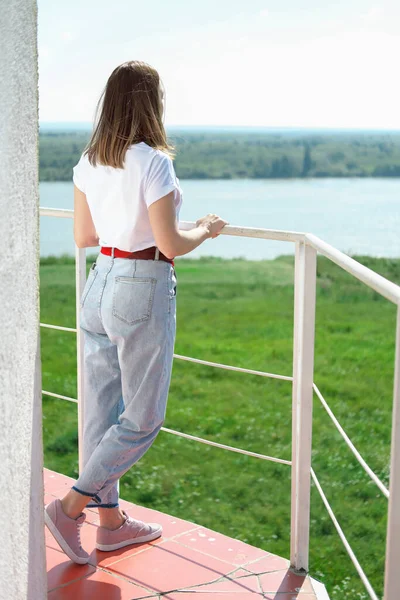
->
xmin=100 ymin=246 xmax=174 ymax=266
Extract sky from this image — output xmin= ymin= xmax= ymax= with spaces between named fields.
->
xmin=37 ymin=0 xmax=400 ymax=129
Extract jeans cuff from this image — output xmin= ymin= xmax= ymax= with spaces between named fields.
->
xmin=72 ymin=485 xmax=102 ymax=504
xmin=86 ymin=502 xmax=119 ymax=508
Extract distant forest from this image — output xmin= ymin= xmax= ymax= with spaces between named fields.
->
xmin=39 ymin=129 xmax=400 ymax=181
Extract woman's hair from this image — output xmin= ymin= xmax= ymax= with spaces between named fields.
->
xmin=83 ymin=60 xmax=175 ymax=168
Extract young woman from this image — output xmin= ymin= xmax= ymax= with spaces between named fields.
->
xmin=44 ymin=60 xmax=228 ymax=564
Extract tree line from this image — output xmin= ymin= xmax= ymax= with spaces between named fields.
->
xmin=39 ymin=129 xmax=400 ymax=181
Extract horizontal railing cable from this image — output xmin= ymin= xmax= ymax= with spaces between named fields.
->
xmin=313 ymin=383 xmax=389 ymax=499
xmin=38 ymin=326 xmax=293 ymax=382
xmin=161 ymin=426 xmax=291 ymax=465
xmin=311 ymin=468 xmax=379 ymax=600
xmin=40 ymin=323 xmax=77 ymax=333
xmin=41 ymin=390 xmax=290 ymax=465
xmin=42 ymin=390 xmax=78 ymax=403
xmin=173 ymin=353 xmax=293 ymax=381
xmin=40 ymin=207 xmax=74 ymax=219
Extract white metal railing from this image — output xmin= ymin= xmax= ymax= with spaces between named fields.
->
xmin=40 ymin=206 xmax=400 ymax=600
xmin=313 ymin=383 xmax=389 ymax=498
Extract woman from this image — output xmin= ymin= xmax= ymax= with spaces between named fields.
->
xmin=44 ymin=60 xmax=228 ymax=564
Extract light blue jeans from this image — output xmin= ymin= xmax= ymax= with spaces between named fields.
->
xmin=71 ymin=247 xmax=177 ymax=508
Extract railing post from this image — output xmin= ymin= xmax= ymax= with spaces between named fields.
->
xmin=383 ymin=304 xmax=400 ymax=600
xmin=75 ymin=245 xmax=86 ymax=474
xmin=290 ymin=240 xmax=317 ymax=572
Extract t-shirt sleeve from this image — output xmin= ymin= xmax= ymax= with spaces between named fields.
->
xmin=72 ymin=154 xmax=86 ymax=193
xmin=144 ymin=153 xmax=179 ymax=208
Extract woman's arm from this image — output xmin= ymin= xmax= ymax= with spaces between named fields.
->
xmin=73 ymin=184 xmax=99 ymax=248
xmin=147 ymin=191 xmax=226 ymax=259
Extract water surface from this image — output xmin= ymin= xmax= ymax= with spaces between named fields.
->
xmin=39 ymin=178 xmax=400 ymax=260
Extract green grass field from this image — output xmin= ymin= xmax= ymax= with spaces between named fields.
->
xmin=40 ymin=254 xmax=400 ymax=599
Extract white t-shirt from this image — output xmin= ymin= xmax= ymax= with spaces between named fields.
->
xmin=72 ymin=141 xmax=183 ymax=252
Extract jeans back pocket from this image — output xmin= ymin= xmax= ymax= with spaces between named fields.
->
xmin=112 ymin=276 xmax=157 ymax=325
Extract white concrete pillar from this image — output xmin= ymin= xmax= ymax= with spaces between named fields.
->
xmin=0 ymin=0 xmax=47 ymax=598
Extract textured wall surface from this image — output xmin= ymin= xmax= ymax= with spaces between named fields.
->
xmin=0 ymin=0 xmax=47 ymax=598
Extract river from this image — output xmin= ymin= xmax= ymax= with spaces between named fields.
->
xmin=39 ymin=178 xmax=400 ymax=260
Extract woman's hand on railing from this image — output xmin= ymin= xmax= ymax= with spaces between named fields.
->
xmin=195 ymin=214 xmax=229 ymax=239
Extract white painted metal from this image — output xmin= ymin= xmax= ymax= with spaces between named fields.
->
xmin=313 ymin=383 xmax=389 ymax=498
xmin=40 ymin=323 xmax=77 ymax=332
xmin=40 ymin=207 xmax=74 ymax=219
xmin=39 ymin=208 xmax=400 ymax=304
xmin=42 ymin=385 xmax=292 ymax=464
xmin=42 ymin=390 xmax=78 ymax=403
xmin=177 ymin=221 xmax=306 ymax=242
xmin=159 ymin=427 xmax=291 ymax=465
xmin=40 ymin=205 xmax=400 ymax=598
xmin=310 ymin=576 xmax=332 ymax=600
xmin=383 ymin=304 xmax=400 ymax=600
xmin=43 ymin=384 xmax=293 ymax=464
xmin=39 ymin=208 xmax=306 ymax=242
xmin=39 ymin=336 xmax=294 ymax=381
xmin=76 ymin=246 xmax=87 ymax=474
xmin=305 ymin=233 xmax=400 ymax=305
xmin=173 ymin=353 xmax=293 ymax=381
xmin=311 ymin=468 xmax=378 ymax=600
xmin=290 ymin=241 xmax=317 ymax=573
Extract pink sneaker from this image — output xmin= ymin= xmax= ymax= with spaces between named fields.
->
xmin=44 ymin=498 xmax=90 ymax=564
xmin=96 ymin=509 xmax=162 ymax=551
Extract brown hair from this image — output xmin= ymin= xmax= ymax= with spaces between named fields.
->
xmin=83 ymin=60 xmax=175 ymax=168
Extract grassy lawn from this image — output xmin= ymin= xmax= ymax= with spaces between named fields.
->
xmin=40 ymin=253 xmax=400 ymax=599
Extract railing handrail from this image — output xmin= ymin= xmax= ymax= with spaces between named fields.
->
xmin=305 ymin=232 xmax=400 ymax=305
xmin=40 ymin=205 xmax=400 ymax=600
xmin=40 ymin=206 xmax=400 ymax=306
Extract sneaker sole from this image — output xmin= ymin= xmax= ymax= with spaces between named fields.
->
xmin=95 ymin=526 xmax=162 ymax=551
xmin=44 ymin=506 xmax=89 ymax=565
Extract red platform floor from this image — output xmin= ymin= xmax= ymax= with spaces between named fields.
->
xmin=44 ymin=467 xmax=328 ymax=599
